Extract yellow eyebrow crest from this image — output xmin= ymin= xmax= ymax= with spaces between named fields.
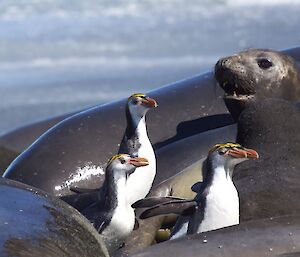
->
xmin=107 ymin=154 xmax=129 ymax=166
xmin=209 ymin=143 xmax=242 ymax=154
xmin=128 ymin=93 xmax=146 ymax=100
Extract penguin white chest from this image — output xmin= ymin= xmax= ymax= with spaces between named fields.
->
xmin=102 ymin=205 xmax=135 ymax=250
xmin=126 ymin=121 xmax=156 ymax=205
xmin=198 ymin=173 xmax=239 ymax=233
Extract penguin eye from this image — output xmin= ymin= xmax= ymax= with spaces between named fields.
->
xmin=218 ymin=150 xmax=226 ymax=155
xmin=120 ymin=159 xmax=126 ymax=164
xmin=257 ymin=58 xmax=273 ymax=69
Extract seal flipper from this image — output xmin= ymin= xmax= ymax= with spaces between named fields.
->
xmin=139 ymin=200 xmax=197 ymax=219
xmin=132 ymin=196 xmax=187 ymax=209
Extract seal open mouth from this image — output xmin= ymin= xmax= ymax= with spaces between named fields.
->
xmin=219 ymin=79 xmax=256 ymax=101
xmin=214 ymin=60 xmax=256 ymax=101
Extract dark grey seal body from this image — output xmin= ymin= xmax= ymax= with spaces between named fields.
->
xmin=129 ymin=215 xmax=300 ymax=257
xmin=234 ymin=99 xmax=300 ymax=221
xmin=0 ymin=178 xmax=108 ymax=257
xmin=0 ymin=146 xmax=18 ymax=176
xmin=0 ymin=113 xmax=73 ymax=174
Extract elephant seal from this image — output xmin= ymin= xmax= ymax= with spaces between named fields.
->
xmin=129 ymin=215 xmax=300 ymax=257
xmin=215 ymin=48 xmax=300 ymax=120
xmin=0 ymin=178 xmax=108 ymax=257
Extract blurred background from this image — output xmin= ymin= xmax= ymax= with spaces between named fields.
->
xmin=0 ymin=0 xmax=300 ymax=134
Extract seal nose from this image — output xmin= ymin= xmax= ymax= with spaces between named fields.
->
xmin=216 ymin=57 xmax=232 ymax=69
xmin=215 ymin=58 xmax=231 ymax=82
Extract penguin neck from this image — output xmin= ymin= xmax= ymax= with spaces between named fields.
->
xmin=104 ymin=170 xmax=128 ymax=210
xmin=125 ymin=107 xmax=147 ymax=139
xmin=202 ymin=158 xmax=232 ymax=192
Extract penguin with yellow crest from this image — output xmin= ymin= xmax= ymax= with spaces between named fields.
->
xmin=133 ymin=143 xmax=259 ymax=239
xmin=81 ymin=154 xmax=149 ymax=254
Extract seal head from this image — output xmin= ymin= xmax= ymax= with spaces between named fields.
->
xmin=214 ymin=49 xmax=300 ymax=120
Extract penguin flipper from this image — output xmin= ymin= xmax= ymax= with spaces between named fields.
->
xmin=60 ymin=190 xmax=101 ymax=212
xmin=132 ymin=196 xmax=188 ymax=209
xmin=191 ymin=182 xmax=203 ymax=193
xmin=140 ymin=200 xmax=197 ymax=219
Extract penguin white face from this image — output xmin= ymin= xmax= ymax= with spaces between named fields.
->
xmin=107 ymin=154 xmax=149 ymax=177
xmin=208 ymin=143 xmax=259 ymax=175
xmin=127 ymin=93 xmax=158 ymax=117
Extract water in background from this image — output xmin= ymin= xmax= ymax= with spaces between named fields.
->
xmin=0 ymin=0 xmax=300 ymax=134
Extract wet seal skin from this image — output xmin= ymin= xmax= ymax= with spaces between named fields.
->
xmin=234 ymin=99 xmax=300 ymax=221
xmin=0 ymin=178 xmax=109 ymax=257
xmin=130 ymin=215 xmax=300 ymax=257
xmin=0 ymin=146 xmax=18 ymax=176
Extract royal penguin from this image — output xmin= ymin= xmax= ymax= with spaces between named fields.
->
xmin=118 ymin=93 xmax=158 ymax=205
xmin=81 ymin=154 xmax=149 ymax=254
xmin=133 ymin=143 xmax=259 ymax=239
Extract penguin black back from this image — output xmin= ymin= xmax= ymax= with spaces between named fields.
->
xmin=80 ymin=154 xmax=149 ymax=254
xmin=81 ymin=156 xmax=123 ymax=233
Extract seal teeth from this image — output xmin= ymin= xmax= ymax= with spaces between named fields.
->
xmin=223 ymin=81 xmax=228 ymax=87
xmin=233 ymin=91 xmax=237 ymax=97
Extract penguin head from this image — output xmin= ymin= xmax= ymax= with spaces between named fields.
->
xmin=127 ymin=93 xmax=158 ymax=117
xmin=107 ymin=154 xmax=149 ymax=177
xmin=208 ymin=143 xmax=259 ymax=176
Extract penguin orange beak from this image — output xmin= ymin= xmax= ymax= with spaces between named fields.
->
xmin=129 ymin=157 xmax=149 ymax=167
xmin=227 ymin=147 xmax=259 ymax=159
xmin=142 ymin=97 xmax=158 ymax=108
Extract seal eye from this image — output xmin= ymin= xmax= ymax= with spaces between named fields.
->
xmin=257 ymin=58 xmax=273 ymax=69
xmin=120 ymin=159 xmax=126 ymax=164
